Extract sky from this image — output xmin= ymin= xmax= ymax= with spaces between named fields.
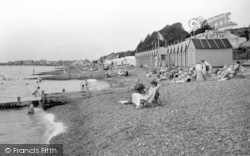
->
xmin=0 ymin=0 xmax=249 ymax=62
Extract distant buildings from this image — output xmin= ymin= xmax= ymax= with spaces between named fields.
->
xmin=100 ymin=51 xmax=136 ymax=66
xmin=2 ymin=60 xmax=69 ymax=66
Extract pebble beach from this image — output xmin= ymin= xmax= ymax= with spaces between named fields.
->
xmin=47 ymin=68 xmax=250 ymax=155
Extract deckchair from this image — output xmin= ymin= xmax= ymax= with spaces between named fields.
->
xmin=141 ymin=86 xmax=162 ymax=107
xmin=233 ymin=65 xmax=244 ymax=77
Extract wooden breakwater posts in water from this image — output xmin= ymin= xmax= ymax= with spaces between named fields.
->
xmin=0 ymin=84 xmax=131 ymax=110
xmin=40 ymin=84 xmax=131 ymax=110
xmin=0 ymin=96 xmax=42 ymax=109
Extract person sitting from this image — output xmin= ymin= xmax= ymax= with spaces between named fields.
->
xmin=103 ymin=66 xmax=109 ymax=70
xmin=157 ymin=72 xmax=168 ymax=82
xmin=124 ymin=69 xmax=129 ymax=77
xmin=159 ymin=68 xmax=167 ymax=75
xmin=118 ymin=69 xmax=125 ymax=77
xmin=104 ymin=70 xmax=111 ymax=78
xmin=126 ymin=79 xmax=146 ymax=105
xmin=140 ymin=80 xmax=162 ymax=108
xmin=25 ymin=81 xmax=29 ymax=85
xmin=145 ymin=71 xmax=153 ymax=77
xmin=217 ymin=61 xmax=241 ymax=81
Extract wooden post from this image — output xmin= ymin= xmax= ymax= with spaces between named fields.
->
xmin=17 ymin=97 xmax=21 ymax=104
xmin=86 ymin=83 xmax=90 ymax=97
xmin=41 ymin=90 xmax=45 ymax=110
xmin=62 ymin=89 xmax=65 ymax=92
xmin=129 ymin=82 xmax=133 ymax=94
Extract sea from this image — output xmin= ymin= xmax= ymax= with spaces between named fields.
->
xmin=0 ymin=66 xmax=109 ymax=144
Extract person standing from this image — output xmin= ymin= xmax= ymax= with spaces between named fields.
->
xmin=195 ymin=63 xmax=204 ymax=81
xmin=81 ymin=80 xmax=88 ymax=91
xmin=201 ymin=60 xmax=212 ymax=80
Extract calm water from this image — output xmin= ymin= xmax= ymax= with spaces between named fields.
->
xmin=0 ymin=66 xmax=109 ymax=144
xmin=0 ymin=66 xmax=109 ymax=103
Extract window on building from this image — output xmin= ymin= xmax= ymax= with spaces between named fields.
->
xmin=161 ymin=55 xmax=165 ymax=60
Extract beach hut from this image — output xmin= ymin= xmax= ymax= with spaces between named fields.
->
xmin=135 ymin=38 xmax=233 ymax=68
xmin=187 ymin=38 xmax=233 ymax=67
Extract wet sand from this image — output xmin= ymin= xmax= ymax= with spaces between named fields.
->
xmin=48 ymin=68 xmax=250 ymax=155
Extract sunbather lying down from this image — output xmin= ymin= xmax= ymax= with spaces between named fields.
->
xmin=213 ymin=61 xmax=243 ymax=81
xmin=119 ymin=80 xmax=162 ymax=109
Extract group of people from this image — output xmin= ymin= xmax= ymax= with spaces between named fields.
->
xmin=213 ymin=61 xmax=242 ymax=81
xmin=117 ymin=68 xmax=129 ymax=77
xmin=149 ymin=59 xmax=244 ymax=84
xmin=147 ymin=60 xmax=212 ymax=83
xmin=36 ymin=76 xmax=42 ymax=83
xmin=123 ymin=79 xmax=162 ymax=109
xmin=195 ymin=60 xmax=212 ymax=81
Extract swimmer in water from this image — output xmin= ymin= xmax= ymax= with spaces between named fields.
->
xmin=32 ymin=86 xmax=41 ymax=97
xmin=28 ymin=103 xmax=34 ymax=115
xmin=25 ymin=81 xmax=29 ymax=85
xmin=81 ymin=80 xmax=88 ymax=91
xmin=39 ymin=76 xmax=42 ymax=82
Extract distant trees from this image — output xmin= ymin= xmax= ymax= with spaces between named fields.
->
xmin=136 ymin=23 xmax=188 ymax=52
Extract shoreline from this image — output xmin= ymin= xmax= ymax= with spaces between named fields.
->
xmin=47 ymin=69 xmax=250 ymax=155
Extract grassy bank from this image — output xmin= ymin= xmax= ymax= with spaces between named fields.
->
xmin=48 ymin=69 xmax=250 ymax=155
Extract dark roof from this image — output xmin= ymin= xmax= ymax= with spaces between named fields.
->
xmin=221 ymin=39 xmax=233 ymax=48
xmin=214 ymin=39 xmax=226 ymax=48
xmin=207 ymin=39 xmax=219 ymax=49
xmin=192 ymin=39 xmax=232 ymax=49
xmin=192 ymin=39 xmax=203 ymax=49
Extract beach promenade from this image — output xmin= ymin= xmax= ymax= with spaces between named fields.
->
xmin=47 ymin=68 xmax=250 ymax=155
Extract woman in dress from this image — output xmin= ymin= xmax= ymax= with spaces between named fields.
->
xmin=195 ymin=63 xmax=204 ymax=81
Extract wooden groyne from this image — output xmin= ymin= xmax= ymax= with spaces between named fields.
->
xmin=0 ymin=84 xmax=131 ymax=110
xmin=0 ymin=97 xmax=42 ymax=109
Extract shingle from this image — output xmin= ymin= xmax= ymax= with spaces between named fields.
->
xmin=221 ymin=39 xmax=233 ymax=48
xmin=214 ymin=39 xmax=226 ymax=48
